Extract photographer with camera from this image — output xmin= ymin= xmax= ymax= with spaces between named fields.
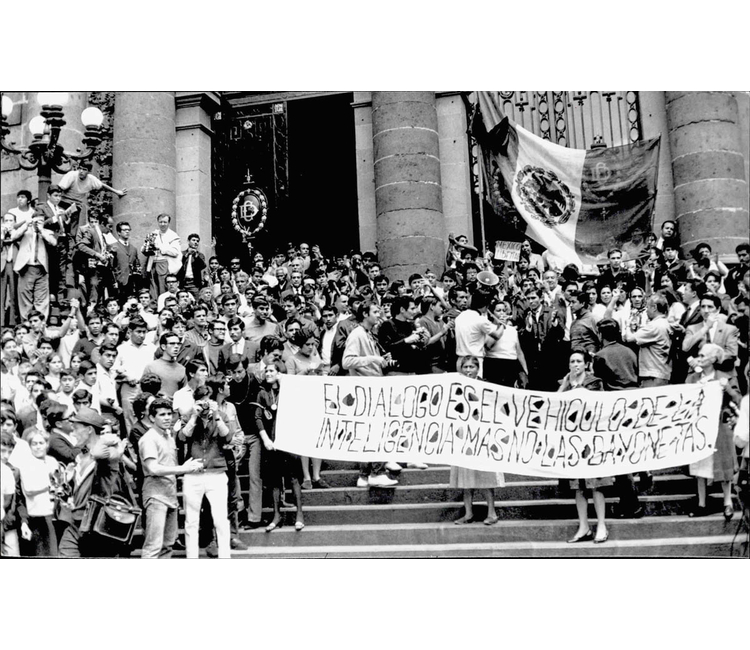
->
xmin=75 ymin=212 xmax=111 ymax=313
xmin=12 ymin=203 xmax=59 ymax=321
xmin=178 ymin=385 xmax=232 ymax=558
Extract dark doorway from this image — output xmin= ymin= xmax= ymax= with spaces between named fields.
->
xmin=213 ymin=92 xmax=359 ymax=267
xmin=284 ymin=93 xmax=358 ymax=256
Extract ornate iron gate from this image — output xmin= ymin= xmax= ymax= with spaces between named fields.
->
xmin=482 ymin=91 xmax=642 ymax=148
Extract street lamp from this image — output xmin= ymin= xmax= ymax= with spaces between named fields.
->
xmin=1 ymin=91 xmax=105 ymax=200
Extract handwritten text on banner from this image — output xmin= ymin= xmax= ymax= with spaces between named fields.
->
xmin=275 ymin=374 xmax=722 ymax=478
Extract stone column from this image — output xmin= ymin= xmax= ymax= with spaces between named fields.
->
xmin=112 ymin=92 xmax=176 ymax=245
xmin=372 ymin=92 xmax=445 ymax=281
xmin=436 ymin=92 xmax=473 ymax=244
xmin=665 ymin=92 xmax=749 ymax=260
xmin=175 ymin=92 xmax=220 ymax=260
xmin=352 ymin=92 xmax=377 ymax=253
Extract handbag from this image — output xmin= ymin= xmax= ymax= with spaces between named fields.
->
xmin=79 ymin=468 xmax=141 ymax=544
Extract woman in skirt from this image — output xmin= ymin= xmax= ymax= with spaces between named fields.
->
xmin=451 ymin=356 xmax=504 ymax=526
xmin=687 ymin=342 xmax=741 ymax=520
xmin=254 ymin=361 xmax=305 ymax=532
xmin=559 ymin=349 xmax=612 ymax=544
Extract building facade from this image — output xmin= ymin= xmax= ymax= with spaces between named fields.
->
xmin=2 ymin=91 xmax=748 ymax=279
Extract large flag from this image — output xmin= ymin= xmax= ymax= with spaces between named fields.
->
xmin=473 ymin=91 xmax=661 ymax=266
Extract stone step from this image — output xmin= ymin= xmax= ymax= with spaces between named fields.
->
xmin=237 ymin=466 xmax=688 ymax=489
xmin=130 ymin=534 xmax=743 ymax=558
xmin=160 ymin=493 xmax=733 ymax=530
xmin=230 ymin=515 xmax=735 ymax=548
xmin=283 ymin=475 xmax=693 ymax=507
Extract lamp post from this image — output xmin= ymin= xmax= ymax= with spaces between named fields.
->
xmin=1 ymin=91 xmax=104 ymax=201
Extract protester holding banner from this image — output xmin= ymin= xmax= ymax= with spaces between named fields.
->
xmin=686 ymin=343 xmax=741 ymax=520
xmin=451 ymin=356 xmax=503 ymax=526
xmin=255 ymin=362 xmax=305 ymax=532
xmin=559 ymin=349 xmax=611 ymax=544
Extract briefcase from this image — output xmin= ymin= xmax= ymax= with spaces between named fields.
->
xmin=80 ymin=495 xmax=142 ymax=544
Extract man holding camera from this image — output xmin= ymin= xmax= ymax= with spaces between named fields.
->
xmin=75 ymin=212 xmax=110 ymax=312
xmin=179 ymin=386 xmax=232 ymax=558
xmin=12 ymin=203 xmax=59 ymax=320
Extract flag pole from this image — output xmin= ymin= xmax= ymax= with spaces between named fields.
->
xmin=477 ymin=149 xmax=489 ymax=261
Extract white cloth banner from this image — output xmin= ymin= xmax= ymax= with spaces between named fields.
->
xmin=275 ymin=374 xmax=722 ymax=479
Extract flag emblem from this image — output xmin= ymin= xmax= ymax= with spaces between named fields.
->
xmin=514 ymin=165 xmax=576 ymax=228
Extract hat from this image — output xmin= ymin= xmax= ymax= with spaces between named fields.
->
xmin=71 ymin=406 xmax=107 ymax=430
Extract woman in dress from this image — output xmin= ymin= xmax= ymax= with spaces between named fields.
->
xmin=687 ymin=343 xmax=740 ymax=520
xmin=559 ymin=349 xmax=612 ymax=544
xmin=287 ymin=327 xmax=330 ymax=491
xmin=451 ymin=356 xmax=503 ymax=526
xmin=255 ymin=362 xmax=305 ymax=532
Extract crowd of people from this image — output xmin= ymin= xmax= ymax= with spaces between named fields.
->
xmin=1 ymin=178 xmax=749 ymax=557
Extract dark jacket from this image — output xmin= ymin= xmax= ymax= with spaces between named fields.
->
xmin=2 ymin=464 xmax=29 ymax=532
xmin=176 ymin=248 xmax=206 ymax=288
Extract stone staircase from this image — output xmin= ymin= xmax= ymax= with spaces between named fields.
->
xmin=130 ymin=462 xmax=747 ymax=558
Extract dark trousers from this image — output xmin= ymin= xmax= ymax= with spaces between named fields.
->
xmin=20 ymin=515 xmax=58 ymax=557
xmin=58 ymin=524 xmax=123 ymax=558
xmin=359 ymin=463 xmax=386 ymax=478
xmin=615 ymin=474 xmax=642 ymax=514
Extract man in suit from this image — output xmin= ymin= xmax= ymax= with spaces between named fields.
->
xmin=219 ymin=317 xmax=252 ymax=372
xmin=13 ymin=205 xmax=58 ymax=320
xmin=176 ymin=233 xmax=207 ymax=300
xmin=670 ymin=279 xmax=707 ymax=382
xmin=682 ymin=293 xmax=740 ymax=378
xmin=75 ymin=212 xmax=109 ymax=311
xmin=519 ymin=287 xmax=566 ymax=391
xmin=110 ymin=221 xmax=140 ymax=299
xmin=37 ymin=185 xmax=78 ymax=300
xmin=142 ymin=213 xmax=181 ymax=301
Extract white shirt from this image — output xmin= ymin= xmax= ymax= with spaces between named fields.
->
xmin=485 ymin=325 xmax=519 ymax=360
xmin=320 ymin=325 xmax=337 ymax=366
xmin=113 ymin=340 xmax=157 ymax=383
xmin=96 ymin=365 xmax=119 ymax=409
xmin=455 ymin=310 xmax=496 ymax=357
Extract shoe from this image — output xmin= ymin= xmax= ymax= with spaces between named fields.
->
xmin=265 ymin=519 xmax=282 ymax=532
xmin=483 ymin=516 xmax=499 ymax=526
xmin=173 ymin=538 xmax=186 ymax=551
xmin=312 ymin=477 xmax=330 ymax=489
xmin=406 ymin=462 xmax=428 ymax=469
xmin=454 ymin=515 xmax=475 ymax=525
xmin=295 ymin=521 xmax=305 ymax=531
xmin=205 ymin=541 xmax=219 ymax=557
xmin=723 ymin=505 xmax=734 ymax=521
xmin=368 ymin=474 xmax=398 ymax=487
xmin=242 ymin=521 xmax=265 ymax=530
xmin=567 ymin=529 xmax=594 ymax=543
xmin=231 ymin=537 xmax=248 ymax=550
xmin=301 ymin=479 xmax=313 ymax=490
xmin=356 ymin=476 xmax=369 ymax=488
xmin=385 ymin=461 xmax=402 ymax=473
xmin=688 ymin=505 xmax=709 ymax=517
xmin=594 ymin=532 xmax=609 ymax=544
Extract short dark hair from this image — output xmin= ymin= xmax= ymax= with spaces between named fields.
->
xmin=226 ymin=316 xmax=245 ymax=331
xmin=392 ymin=295 xmax=416 ymax=315
xmin=699 ymin=293 xmax=721 ymax=309
xmin=99 ymin=343 xmax=118 ymax=357
xmin=156 ymin=213 xmax=172 ymax=223
xmin=188 ymin=233 xmax=200 ymax=241
xmin=17 ymin=190 xmax=32 ymax=201
xmin=148 ymin=397 xmax=173 ymax=417
xmin=116 ymin=221 xmax=131 ymax=233
xmin=159 ymin=331 xmax=180 ymax=346
xmin=140 ymin=373 xmax=162 ymax=395
xmin=209 ymin=319 xmax=226 ymax=332
xmin=185 ymin=359 xmax=207 ymax=380
xmin=47 ymin=185 xmax=63 ymax=195
xmin=597 ymin=318 xmax=621 ymax=342
xmin=128 ymin=317 xmax=148 ymax=330
xmin=736 ymin=243 xmax=750 ymax=255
